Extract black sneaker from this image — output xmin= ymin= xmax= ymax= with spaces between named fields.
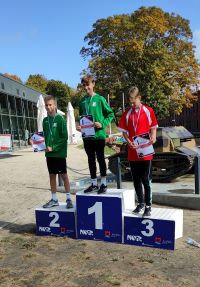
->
xmin=97 ymin=184 xmax=107 ymax=194
xmin=143 ymin=206 xmax=151 ymax=217
xmin=132 ymin=204 xmax=144 ymax=214
xmin=84 ymin=184 xmax=99 ymax=193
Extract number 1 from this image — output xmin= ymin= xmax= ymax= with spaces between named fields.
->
xmin=88 ymin=202 xmax=103 ymax=230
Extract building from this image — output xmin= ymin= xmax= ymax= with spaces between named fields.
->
xmin=159 ymin=91 xmax=200 ymax=134
xmin=0 ymin=73 xmax=46 ymax=149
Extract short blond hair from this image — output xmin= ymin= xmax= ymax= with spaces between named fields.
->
xmin=127 ymin=86 xmax=141 ymax=100
xmin=44 ymin=95 xmax=57 ymax=104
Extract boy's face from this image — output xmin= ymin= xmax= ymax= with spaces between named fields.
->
xmin=129 ymin=94 xmax=141 ymax=107
xmin=45 ymin=99 xmax=57 ymax=115
xmin=82 ymin=81 xmax=95 ymax=96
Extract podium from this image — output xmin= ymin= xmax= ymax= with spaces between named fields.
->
xmin=35 ymin=189 xmax=183 ymax=250
xmin=76 ymin=189 xmax=135 ymax=243
xmin=123 ymin=208 xmax=183 ymax=250
xmin=35 ymin=203 xmax=76 ymax=238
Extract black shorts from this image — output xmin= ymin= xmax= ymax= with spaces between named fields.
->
xmin=46 ymin=157 xmax=67 ymax=174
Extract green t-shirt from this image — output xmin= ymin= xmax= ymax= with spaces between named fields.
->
xmin=43 ymin=114 xmax=68 ymax=158
xmin=79 ymin=93 xmax=114 ymax=140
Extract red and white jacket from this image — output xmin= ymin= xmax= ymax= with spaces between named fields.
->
xmin=118 ymin=104 xmax=158 ymax=161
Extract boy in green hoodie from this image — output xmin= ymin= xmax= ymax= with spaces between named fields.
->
xmin=77 ymin=75 xmax=114 ymax=194
xmin=42 ymin=95 xmax=73 ymax=209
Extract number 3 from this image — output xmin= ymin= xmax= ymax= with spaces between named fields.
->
xmin=141 ymin=219 xmax=154 ymax=237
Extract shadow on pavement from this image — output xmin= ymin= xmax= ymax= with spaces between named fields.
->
xmin=0 ymin=154 xmax=22 ymax=159
xmin=0 ymin=221 xmax=36 ymax=234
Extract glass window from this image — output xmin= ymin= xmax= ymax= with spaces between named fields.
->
xmin=10 ymin=116 xmax=19 ymax=140
xmin=2 ymin=115 xmax=11 ymax=133
xmin=30 ymin=118 xmax=37 ymax=133
xmin=0 ymin=116 xmax=3 ymax=133
xmin=0 ymin=93 xmax=9 ymax=114
xmin=16 ymin=97 xmax=23 ymax=116
xmin=22 ymin=99 xmax=29 ymax=117
xmin=1 ymin=82 xmax=5 ymax=90
xmin=16 ymin=89 xmax=20 ymax=95
xmin=28 ymin=101 xmax=34 ymax=117
xmin=17 ymin=117 xmax=24 ymax=140
xmin=33 ymin=103 xmax=37 ymax=118
xmin=8 ymin=95 xmax=16 ymax=115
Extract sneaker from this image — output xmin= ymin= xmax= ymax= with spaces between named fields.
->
xmin=143 ymin=206 xmax=151 ymax=217
xmin=132 ymin=204 xmax=144 ymax=214
xmin=97 ymin=184 xmax=107 ymax=194
xmin=43 ymin=199 xmax=59 ymax=208
xmin=66 ymin=199 xmax=73 ymax=209
xmin=84 ymin=184 xmax=99 ymax=193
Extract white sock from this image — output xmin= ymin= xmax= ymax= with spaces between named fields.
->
xmin=91 ymin=178 xmax=97 ymax=186
xmin=101 ymin=177 xmax=107 ymax=186
xmin=66 ymin=192 xmax=71 ymax=201
xmin=52 ymin=193 xmax=58 ymax=201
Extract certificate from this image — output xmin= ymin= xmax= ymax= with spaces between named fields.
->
xmin=80 ymin=115 xmax=95 ymax=138
xmin=133 ymin=133 xmax=154 ymax=158
xmin=30 ymin=132 xmax=46 ymax=152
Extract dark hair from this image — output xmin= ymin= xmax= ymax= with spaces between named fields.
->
xmin=81 ymin=74 xmax=95 ymax=85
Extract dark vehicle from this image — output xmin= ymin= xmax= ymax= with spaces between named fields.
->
xmin=107 ymin=126 xmax=200 ymax=182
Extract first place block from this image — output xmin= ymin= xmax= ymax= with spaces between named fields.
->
xmin=76 ymin=189 xmax=134 ymax=243
xmin=35 ymin=203 xmax=76 ymax=238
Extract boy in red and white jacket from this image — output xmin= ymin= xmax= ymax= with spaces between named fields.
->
xmin=118 ymin=86 xmax=158 ymax=217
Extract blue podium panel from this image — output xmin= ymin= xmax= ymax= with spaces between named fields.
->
xmin=123 ymin=208 xmax=183 ymax=250
xmin=35 ymin=203 xmax=76 ymax=238
xmin=76 ymin=191 xmax=122 ymax=243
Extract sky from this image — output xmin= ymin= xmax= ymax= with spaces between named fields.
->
xmin=0 ymin=0 xmax=200 ymax=88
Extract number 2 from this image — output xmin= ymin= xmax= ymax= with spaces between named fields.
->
xmin=49 ymin=212 xmax=60 ymax=227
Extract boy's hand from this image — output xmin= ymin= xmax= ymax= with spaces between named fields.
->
xmin=46 ymin=146 xmax=52 ymax=152
xmin=150 ymin=135 xmax=156 ymax=144
xmin=127 ymin=140 xmax=137 ymax=149
xmin=94 ymin=122 xmax=102 ymax=128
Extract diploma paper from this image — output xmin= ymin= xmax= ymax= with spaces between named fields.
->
xmin=80 ymin=115 xmax=95 ymax=138
xmin=30 ymin=132 xmax=46 ymax=151
xmin=133 ymin=133 xmax=154 ymax=158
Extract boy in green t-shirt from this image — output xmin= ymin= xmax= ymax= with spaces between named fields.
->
xmin=42 ymin=95 xmax=73 ymax=209
xmin=77 ymin=75 xmax=114 ymax=194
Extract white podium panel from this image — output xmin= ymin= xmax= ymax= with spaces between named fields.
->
xmin=123 ymin=208 xmax=183 ymax=250
xmin=76 ymin=189 xmax=133 ymax=243
xmin=35 ymin=203 xmax=76 ymax=238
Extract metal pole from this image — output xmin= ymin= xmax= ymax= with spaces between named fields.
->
xmin=58 ymin=174 xmax=64 ymax=187
xmin=195 ymin=155 xmax=200 ymax=194
xmin=107 ymin=94 xmax=112 ymax=135
xmin=122 ymin=92 xmax=125 ymax=112
xmin=115 ymin=156 xmax=122 ymax=189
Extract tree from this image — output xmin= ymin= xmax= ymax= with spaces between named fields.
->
xmin=81 ymin=6 xmax=200 ymax=119
xmin=26 ymin=74 xmax=48 ymax=93
xmin=3 ymin=73 xmax=22 ymax=83
xmin=46 ymin=80 xmax=71 ymax=112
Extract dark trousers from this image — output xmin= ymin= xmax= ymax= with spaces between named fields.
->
xmin=83 ymin=139 xmax=107 ymax=179
xmin=129 ymin=160 xmax=152 ymax=206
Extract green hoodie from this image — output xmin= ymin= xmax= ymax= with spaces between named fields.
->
xmin=43 ymin=114 xmax=68 ymax=158
xmin=79 ymin=93 xmax=114 ymax=140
